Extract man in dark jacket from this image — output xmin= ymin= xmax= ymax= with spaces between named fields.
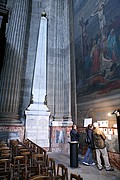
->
xmin=93 ymin=122 xmax=114 ymax=171
xmin=83 ymin=124 xmax=95 ymax=166
xmin=70 ymin=125 xmax=80 ymax=141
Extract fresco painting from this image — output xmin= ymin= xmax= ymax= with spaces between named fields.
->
xmin=74 ymin=0 xmax=120 ymax=96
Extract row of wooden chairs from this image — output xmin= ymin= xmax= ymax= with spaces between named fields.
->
xmin=0 ymin=139 xmax=45 ymax=179
xmin=30 ymin=163 xmax=83 ymax=180
xmin=10 ymin=139 xmax=47 ymax=179
xmin=0 ymin=139 xmax=83 ymax=180
xmin=0 ymin=140 xmax=11 ymax=179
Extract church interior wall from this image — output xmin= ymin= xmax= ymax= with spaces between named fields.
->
xmin=0 ymin=0 xmax=120 ymax=170
xmin=73 ymin=0 xmax=120 ymax=168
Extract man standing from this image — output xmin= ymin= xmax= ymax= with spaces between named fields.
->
xmin=83 ymin=124 xmax=95 ymax=166
xmin=70 ymin=125 xmax=80 ymax=141
xmin=93 ymin=122 xmax=114 ymax=171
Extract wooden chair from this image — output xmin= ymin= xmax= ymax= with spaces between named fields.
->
xmin=32 ymin=153 xmax=46 ymax=173
xmin=0 ymin=149 xmax=11 ymax=154
xmin=0 ymin=140 xmax=7 ymax=145
xmin=0 ymin=158 xmax=10 ymax=172
xmin=53 ymin=163 xmax=68 ymax=180
xmin=31 ymin=175 xmax=50 ymax=180
xmin=0 ymin=152 xmax=12 ymax=161
xmin=10 ymin=139 xmax=20 ymax=156
xmin=10 ymin=139 xmax=19 ymax=149
xmin=0 ymin=143 xmax=7 ymax=147
xmin=32 ymin=153 xmax=45 ymax=164
xmin=11 ymin=155 xmax=26 ymax=179
xmin=70 ymin=173 xmax=83 ymax=180
xmin=19 ymin=148 xmax=28 ymax=152
xmin=20 ymin=151 xmax=31 ymax=165
xmin=27 ymin=166 xmax=39 ymax=179
xmin=0 ymin=159 xmax=11 ymax=180
xmin=46 ymin=157 xmax=56 ymax=177
xmin=0 ymin=171 xmax=11 ymax=180
xmin=13 ymin=155 xmax=25 ymax=168
xmin=0 ymin=146 xmax=10 ymax=151
xmin=17 ymin=145 xmax=26 ymax=150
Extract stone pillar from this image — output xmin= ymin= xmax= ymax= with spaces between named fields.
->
xmin=0 ymin=0 xmax=29 ymax=124
xmin=69 ymin=0 xmax=77 ymax=124
xmin=0 ymin=16 xmax=3 ymax=27
xmin=47 ymin=0 xmax=72 ymax=125
xmin=47 ymin=0 xmax=73 ymax=152
xmin=0 ymin=6 xmax=8 ymax=73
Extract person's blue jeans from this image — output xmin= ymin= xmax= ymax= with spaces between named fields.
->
xmin=83 ymin=147 xmax=94 ymax=164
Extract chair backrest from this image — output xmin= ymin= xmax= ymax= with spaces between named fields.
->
xmin=31 ymin=175 xmax=50 ymax=180
xmin=0 ymin=153 xmax=12 ymax=160
xmin=47 ymin=157 xmax=56 ymax=176
xmin=20 ymin=151 xmax=31 ymax=165
xmin=70 ymin=173 xmax=83 ymax=180
xmin=0 ymin=158 xmax=10 ymax=172
xmin=32 ymin=153 xmax=45 ymax=166
xmin=13 ymin=155 xmax=25 ymax=168
xmin=57 ymin=163 xmax=68 ymax=180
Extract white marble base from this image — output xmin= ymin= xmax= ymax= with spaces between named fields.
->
xmin=25 ymin=103 xmax=50 ymax=147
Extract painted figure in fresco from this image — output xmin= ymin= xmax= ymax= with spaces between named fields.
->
xmin=100 ymin=53 xmax=113 ymax=78
xmin=99 ymin=35 xmax=114 ymax=78
xmin=91 ymin=0 xmax=108 ymax=36
xmin=79 ymin=17 xmax=90 ymax=81
xmin=79 ymin=17 xmax=89 ymax=61
xmin=90 ymin=39 xmax=101 ymax=75
xmin=107 ymin=29 xmax=119 ymax=63
xmin=84 ymin=44 xmax=91 ymax=78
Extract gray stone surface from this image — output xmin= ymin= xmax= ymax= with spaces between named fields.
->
xmin=48 ymin=152 xmax=120 ymax=180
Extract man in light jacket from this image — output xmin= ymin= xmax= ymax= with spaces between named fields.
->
xmin=93 ymin=122 xmax=114 ymax=171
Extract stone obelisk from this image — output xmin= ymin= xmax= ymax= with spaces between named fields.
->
xmin=25 ymin=13 xmax=50 ymax=147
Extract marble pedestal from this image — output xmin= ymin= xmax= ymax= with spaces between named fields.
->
xmin=25 ymin=103 xmax=50 ymax=147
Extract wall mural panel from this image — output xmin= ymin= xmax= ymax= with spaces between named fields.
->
xmin=74 ymin=0 xmax=120 ymax=97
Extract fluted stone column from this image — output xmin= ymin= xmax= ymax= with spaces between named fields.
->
xmin=0 ymin=0 xmax=29 ymax=124
xmin=0 ymin=16 xmax=3 ymax=27
xmin=47 ymin=0 xmax=72 ymax=125
xmin=69 ymin=0 xmax=77 ymax=124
